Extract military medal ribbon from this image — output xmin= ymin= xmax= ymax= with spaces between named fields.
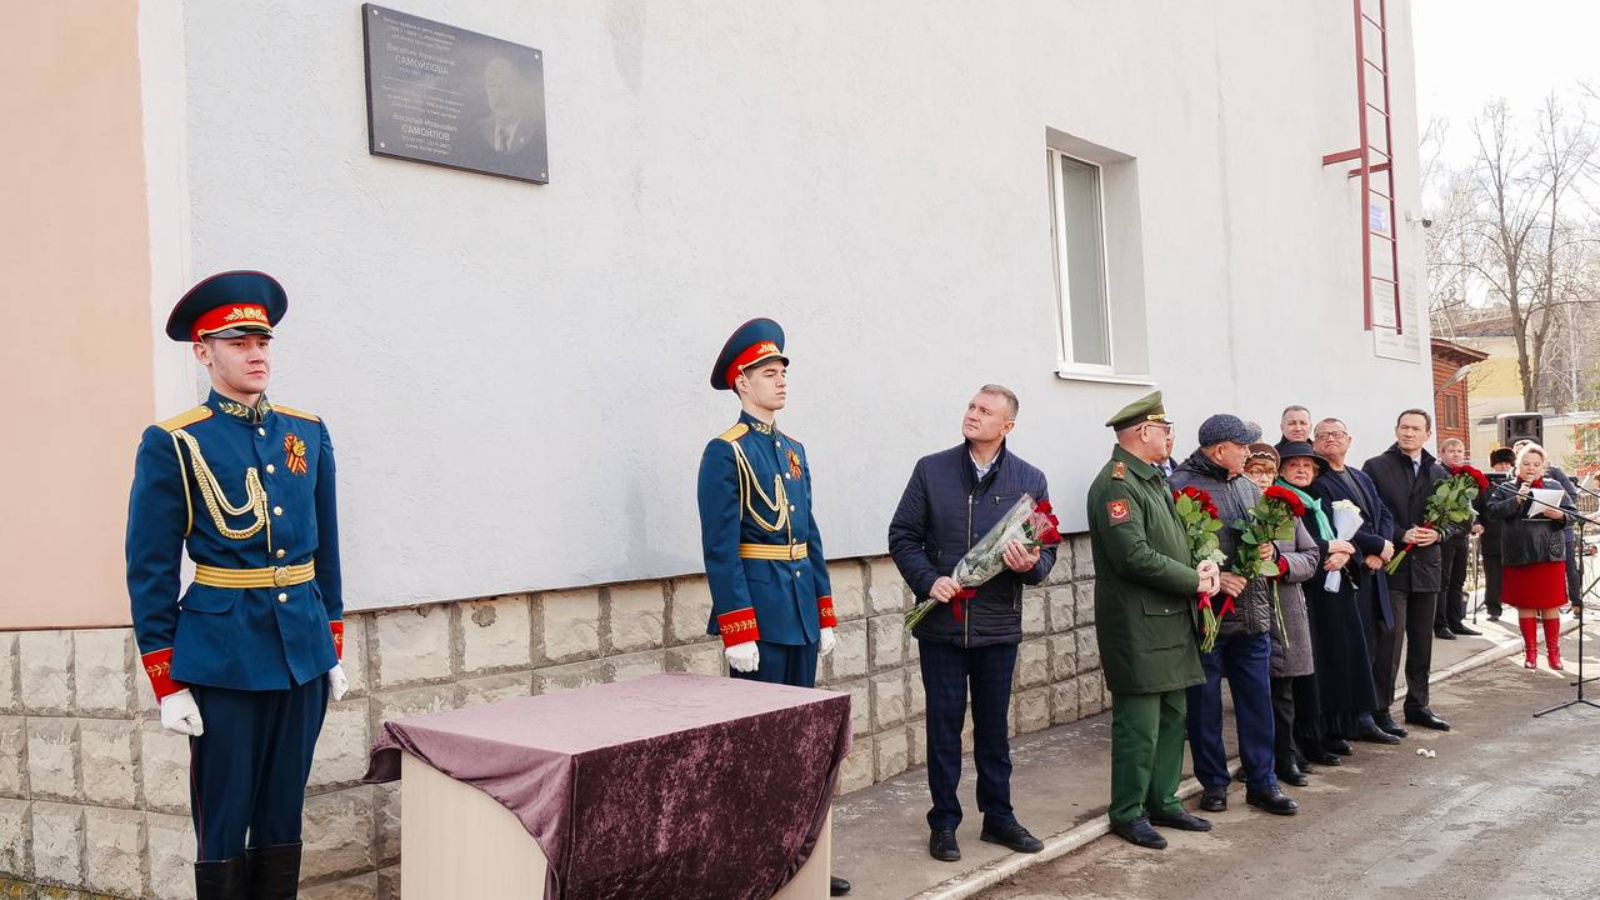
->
xmin=1172 ymin=487 xmax=1228 ymax=653
xmin=904 ymin=496 xmax=1061 ymax=631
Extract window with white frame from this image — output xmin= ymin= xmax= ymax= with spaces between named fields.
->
xmin=1048 ymin=150 xmax=1111 ymax=370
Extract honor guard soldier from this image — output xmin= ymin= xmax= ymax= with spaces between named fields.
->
xmin=127 ymin=272 xmax=346 ymax=899
xmin=1086 ymin=392 xmax=1216 ymax=850
xmin=696 ymin=318 xmax=850 ymax=896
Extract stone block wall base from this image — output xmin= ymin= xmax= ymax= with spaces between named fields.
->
xmin=2 ymin=549 xmax=1099 ymax=897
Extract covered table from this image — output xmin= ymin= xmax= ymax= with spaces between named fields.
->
xmin=364 ymin=672 xmax=851 ymax=900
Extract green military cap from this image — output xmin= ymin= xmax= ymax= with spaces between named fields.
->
xmin=1105 ymin=390 xmax=1169 ymax=430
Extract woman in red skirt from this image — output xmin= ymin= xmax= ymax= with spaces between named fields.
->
xmin=1484 ymin=443 xmax=1576 ymax=669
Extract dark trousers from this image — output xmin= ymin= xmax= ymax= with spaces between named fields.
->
xmin=1187 ymin=631 xmax=1276 ymax=791
xmin=1436 ymin=539 xmax=1469 ymax=630
xmin=1483 ymin=552 xmax=1504 ymax=617
xmin=1108 ymin=690 xmax=1187 ymax=826
xmin=729 ymin=640 xmax=819 ymax=688
xmin=190 ymin=677 xmax=328 ymax=861
xmin=1375 ymin=589 xmax=1437 ymax=716
xmin=918 ymin=638 xmax=1017 ymax=830
xmin=1270 ymin=675 xmax=1320 ymax=763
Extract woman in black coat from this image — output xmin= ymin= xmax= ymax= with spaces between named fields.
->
xmin=1302 ymin=452 xmax=1383 ymax=757
xmin=1483 ymin=443 xmax=1576 ymax=670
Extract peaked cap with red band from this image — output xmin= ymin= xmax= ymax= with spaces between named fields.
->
xmin=710 ymin=317 xmax=789 ymax=390
xmin=165 ymin=270 xmax=288 ymax=342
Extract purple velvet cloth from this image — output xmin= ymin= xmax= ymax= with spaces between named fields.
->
xmin=364 ymin=673 xmax=851 ymax=900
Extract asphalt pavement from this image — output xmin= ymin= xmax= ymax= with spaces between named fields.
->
xmin=970 ymin=626 xmax=1600 ymax=900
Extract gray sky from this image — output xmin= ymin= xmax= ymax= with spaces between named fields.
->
xmin=1413 ymin=0 xmax=1600 ymax=167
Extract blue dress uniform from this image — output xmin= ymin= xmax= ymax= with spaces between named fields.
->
xmin=696 ymin=319 xmax=836 ymax=688
xmin=126 ymin=272 xmax=341 ymax=897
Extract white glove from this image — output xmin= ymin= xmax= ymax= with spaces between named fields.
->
xmin=327 ymin=663 xmax=349 ymax=702
xmin=725 ymin=642 xmax=761 ymax=673
xmin=818 ymin=627 xmax=836 ymax=656
xmin=159 ymin=689 xmax=205 ymax=737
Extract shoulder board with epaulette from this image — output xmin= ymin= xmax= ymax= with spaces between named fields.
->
xmin=156 ymin=406 xmax=212 ymax=433
xmin=718 ymin=423 xmax=749 ymax=443
xmin=273 ymin=404 xmax=321 ymax=423
xmin=1110 ymin=460 xmax=1127 ymax=480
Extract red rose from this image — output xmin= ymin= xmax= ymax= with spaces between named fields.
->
xmin=1264 ymin=485 xmax=1306 ymax=517
xmin=1035 ymin=500 xmax=1053 ymax=515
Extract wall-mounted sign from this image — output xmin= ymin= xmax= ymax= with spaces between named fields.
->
xmin=362 ymin=4 xmax=548 ymax=184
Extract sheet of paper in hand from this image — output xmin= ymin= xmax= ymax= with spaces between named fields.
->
xmin=1527 ymin=488 xmax=1567 ymax=517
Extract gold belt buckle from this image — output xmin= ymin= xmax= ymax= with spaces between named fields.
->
xmin=272 ymin=566 xmax=292 ymax=587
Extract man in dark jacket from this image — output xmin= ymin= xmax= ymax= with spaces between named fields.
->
xmin=889 ymin=385 xmax=1055 ymax=862
xmin=1170 ymin=414 xmax=1299 ymax=816
xmin=1361 ymin=409 xmax=1454 ymax=733
xmin=1480 ymin=448 xmax=1516 ymax=620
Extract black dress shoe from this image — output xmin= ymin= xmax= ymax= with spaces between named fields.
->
xmin=1488 ymin=612 xmax=1502 ymax=621
xmin=1304 ymin=746 xmax=1342 ymax=766
xmin=928 ymin=828 xmax=960 ymax=862
xmin=831 ymin=875 xmax=851 ymax=896
xmin=1356 ymin=721 xmax=1401 ymax=744
xmin=1198 ymin=786 xmax=1228 ymax=812
xmin=1245 ymin=785 xmax=1299 ymax=816
xmin=980 ymin=821 xmax=1044 ymax=853
xmin=1373 ymin=712 xmax=1408 ymax=738
xmin=1434 ymin=626 xmax=1458 ymax=640
xmin=1275 ymin=761 xmax=1309 ymax=787
xmin=1404 ymin=708 xmax=1451 ymax=731
xmin=1149 ymin=808 xmax=1213 ymax=832
xmin=1451 ymin=624 xmax=1482 ymax=636
xmin=1111 ymin=817 xmax=1168 ymax=850
xmin=1325 ymin=738 xmax=1353 ymax=756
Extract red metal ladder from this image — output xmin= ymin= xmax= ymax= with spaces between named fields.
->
xmin=1323 ymin=0 xmax=1402 ymax=334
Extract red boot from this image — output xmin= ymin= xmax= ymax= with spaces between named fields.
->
xmin=1520 ymin=617 xmax=1539 ymax=669
xmin=1543 ymin=617 xmax=1563 ymax=670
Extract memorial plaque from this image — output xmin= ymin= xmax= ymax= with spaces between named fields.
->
xmin=363 ymin=4 xmax=548 ymax=184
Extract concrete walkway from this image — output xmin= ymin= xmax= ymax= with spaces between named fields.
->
xmin=831 ymin=610 xmax=1588 ymax=900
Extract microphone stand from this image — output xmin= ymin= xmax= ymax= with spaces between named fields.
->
xmin=1490 ymin=480 xmax=1600 ymax=716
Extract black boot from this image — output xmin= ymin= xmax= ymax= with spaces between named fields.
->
xmin=247 ymin=843 xmax=302 ymax=900
xmin=195 ymin=857 xmax=249 ymax=900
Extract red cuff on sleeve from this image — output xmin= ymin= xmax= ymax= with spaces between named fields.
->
xmin=330 ymin=620 xmax=344 ymax=660
xmin=817 ymin=596 xmax=837 ymax=629
xmin=717 ymin=608 xmax=761 ymax=647
xmin=141 ymin=648 xmax=183 ymax=700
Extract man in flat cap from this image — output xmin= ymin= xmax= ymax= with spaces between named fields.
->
xmin=1171 ymin=413 xmax=1300 ymax=818
xmin=1087 ymin=392 xmax=1218 ymax=850
xmin=127 ymin=271 xmax=346 ymax=898
xmin=695 ymin=317 xmax=850 ymax=896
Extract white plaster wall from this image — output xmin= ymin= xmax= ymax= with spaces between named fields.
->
xmin=178 ymin=0 xmax=1433 ymax=610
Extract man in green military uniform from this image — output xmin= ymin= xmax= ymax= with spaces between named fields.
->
xmin=1086 ymin=391 xmax=1218 ymax=850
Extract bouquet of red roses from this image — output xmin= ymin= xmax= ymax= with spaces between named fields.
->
xmin=1232 ymin=484 xmax=1307 ymax=647
xmin=1172 ymin=486 xmax=1228 ymax=652
xmin=904 ymin=496 xmax=1061 ymax=631
xmin=1383 ymin=465 xmax=1486 ymax=575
